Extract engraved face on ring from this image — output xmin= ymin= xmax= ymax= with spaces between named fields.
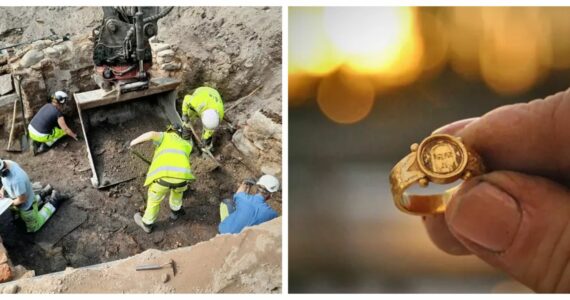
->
xmin=418 ymin=135 xmax=466 ymax=177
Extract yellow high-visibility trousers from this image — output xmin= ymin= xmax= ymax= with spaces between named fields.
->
xmin=28 ymin=125 xmax=66 ymax=146
xmin=142 ymin=180 xmax=187 ymax=225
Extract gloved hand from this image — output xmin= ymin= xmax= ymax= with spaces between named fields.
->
xmin=182 ymin=115 xmax=188 ymax=123
xmin=202 ymin=138 xmax=213 ymax=152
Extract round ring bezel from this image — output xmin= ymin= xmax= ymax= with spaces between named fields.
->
xmin=416 ymin=134 xmax=468 ymax=181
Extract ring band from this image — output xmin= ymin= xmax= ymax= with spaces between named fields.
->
xmin=390 ymin=134 xmax=485 ymax=215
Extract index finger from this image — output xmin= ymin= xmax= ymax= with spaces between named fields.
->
xmin=457 ymin=89 xmax=570 ymax=185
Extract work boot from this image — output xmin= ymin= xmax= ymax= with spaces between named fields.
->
xmin=32 ymin=141 xmax=38 ymax=155
xmin=169 ymin=208 xmax=185 ymax=221
xmin=47 ymin=190 xmax=65 ymax=209
xmin=134 ymin=212 xmax=153 ymax=233
xmin=39 ymin=184 xmax=53 ymax=199
xmin=37 ymin=143 xmax=49 ymax=154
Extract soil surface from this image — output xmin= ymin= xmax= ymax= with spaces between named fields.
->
xmin=0 ymin=217 xmax=282 ymax=293
xmin=0 ymin=111 xmax=281 ymax=276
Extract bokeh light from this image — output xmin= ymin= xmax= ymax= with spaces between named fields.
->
xmin=289 ymin=7 xmax=344 ymax=76
xmin=288 ymin=73 xmax=320 ymax=107
xmin=479 ymin=8 xmax=549 ymax=95
xmin=323 ymin=7 xmax=418 ymax=75
xmin=317 ymin=71 xmax=375 ymax=124
xmin=290 ymin=7 xmax=570 ymax=122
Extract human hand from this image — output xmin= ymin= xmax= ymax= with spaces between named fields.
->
xmin=423 ymin=89 xmax=570 ymax=292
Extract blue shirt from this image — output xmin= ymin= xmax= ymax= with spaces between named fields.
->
xmin=1 ymin=160 xmax=35 ymax=211
xmin=218 ymin=192 xmax=278 ymax=234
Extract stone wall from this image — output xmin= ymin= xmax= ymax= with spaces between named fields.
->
xmin=0 ymin=35 xmax=97 ymax=136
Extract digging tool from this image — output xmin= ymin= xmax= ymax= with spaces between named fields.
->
xmin=220 ymin=86 xmax=261 ymax=134
xmin=5 ymin=49 xmax=23 ymax=153
xmin=5 ymin=98 xmax=19 ymax=152
xmin=15 ymin=75 xmax=30 ymax=152
xmin=130 ymin=148 xmax=152 ymax=165
xmin=0 ymin=29 xmax=69 ymax=52
xmin=136 ymin=259 xmax=176 ymax=276
xmin=225 ymin=86 xmax=261 ymax=113
xmin=184 ymin=121 xmax=222 ymax=168
xmin=4 ymin=47 xmax=30 ymax=152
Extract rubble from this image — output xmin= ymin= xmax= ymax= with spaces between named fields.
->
xmin=19 ymin=49 xmax=44 ymax=68
xmin=0 ymin=238 xmax=12 ymax=283
xmin=0 ymin=74 xmax=13 ymax=95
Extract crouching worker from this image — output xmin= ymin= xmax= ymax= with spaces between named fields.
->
xmin=28 ymin=91 xmax=78 ymax=154
xmin=219 ymin=175 xmax=279 ymax=234
xmin=181 ymin=86 xmax=224 ymax=151
xmin=130 ymin=124 xmax=195 ymax=234
xmin=0 ymin=159 xmax=63 ymax=233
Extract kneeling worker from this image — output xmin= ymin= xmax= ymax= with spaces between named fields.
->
xmin=181 ymin=86 xmax=224 ymax=150
xmin=219 ymin=175 xmax=279 ymax=234
xmin=130 ymin=124 xmax=195 ymax=233
xmin=28 ymin=91 xmax=78 ymax=154
xmin=0 ymin=159 xmax=63 ymax=233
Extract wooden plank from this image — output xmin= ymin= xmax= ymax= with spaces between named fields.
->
xmin=75 ymin=77 xmax=181 ymax=110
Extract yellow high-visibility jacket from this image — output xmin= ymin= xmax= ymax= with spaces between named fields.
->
xmin=144 ymin=132 xmax=195 ymax=186
xmin=182 ymin=87 xmax=224 ymax=121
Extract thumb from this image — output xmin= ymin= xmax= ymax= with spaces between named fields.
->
xmin=446 ymin=171 xmax=570 ymax=292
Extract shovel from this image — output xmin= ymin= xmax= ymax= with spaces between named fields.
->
xmin=15 ymin=75 xmax=30 ymax=152
xmin=5 ymin=99 xmax=20 ymax=152
xmin=184 ymin=121 xmax=222 ymax=168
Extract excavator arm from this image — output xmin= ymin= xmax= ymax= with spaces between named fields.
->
xmin=92 ymin=7 xmax=173 ymax=91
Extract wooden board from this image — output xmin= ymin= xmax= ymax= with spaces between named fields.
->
xmin=75 ymin=77 xmax=181 ymax=110
xmin=34 ymin=203 xmax=88 ymax=251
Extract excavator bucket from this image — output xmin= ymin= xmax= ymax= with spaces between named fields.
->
xmin=74 ymin=77 xmax=182 ymax=188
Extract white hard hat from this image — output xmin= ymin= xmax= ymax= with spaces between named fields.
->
xmin=201 ymin=109 xmax=220 ymax=130
xmin=54 ymin=91 xmax=68 ymax=104
xmin=257 ymin=175 xmax=280 ymax=193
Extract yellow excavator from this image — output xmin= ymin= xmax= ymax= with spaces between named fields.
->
xmin=74 ymin=7 xmax=182 ymax=188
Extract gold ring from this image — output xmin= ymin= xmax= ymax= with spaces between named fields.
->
xmin=389 ymin=134 xmax=486 ymax=215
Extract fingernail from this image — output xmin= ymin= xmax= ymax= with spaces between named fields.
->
xmin=446 ymin=181 xmax=521 ymax=252
xmin=432 ymin=117 xmax=480 ymax=135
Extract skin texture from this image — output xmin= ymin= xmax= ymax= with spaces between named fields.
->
xmin=130 ymin=131 xmax=161 ymax=147
xmin=236 ymin=181 xmax=271 ymax=201
xmin=54 ymin=102 xmax=78 ymax=140
xmin=424 ymin=89 xmax=570 ymax=292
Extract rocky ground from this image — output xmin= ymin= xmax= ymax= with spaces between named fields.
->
xmin=0 ymin=217 xmax=282 ymax=293
xmin=0 ymin=6 xmax=282 ymax=289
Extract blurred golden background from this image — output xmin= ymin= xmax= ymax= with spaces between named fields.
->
xmin=289 ymin=7 xmax=570 ymax=293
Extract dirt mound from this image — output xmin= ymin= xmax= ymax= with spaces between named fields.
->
xmin=0 ymin=217 xmax=281 ymax=293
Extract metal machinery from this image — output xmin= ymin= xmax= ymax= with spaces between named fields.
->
xmin=75 ymin=7 xmax=183 ymax=188
xmin=92 ymin=6 xmax=173 ymax=92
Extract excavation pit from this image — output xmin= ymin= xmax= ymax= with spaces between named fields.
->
xmin=0 ymin=104 xmax=276 ymax=277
